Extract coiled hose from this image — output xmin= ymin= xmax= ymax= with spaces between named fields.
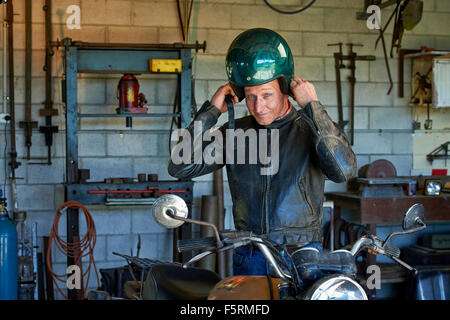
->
xmin=46 ymin=201 xmax=99 ymax=300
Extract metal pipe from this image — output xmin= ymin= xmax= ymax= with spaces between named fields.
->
xmin=198 ymin=195 xmax=218 ymax=271
xmin=6 ymin=0 xmax=19 ymax=190
xmin=213 ymin=169 xmax=226 ymax=277
xmin=2 ymin=4 xmax=7 ymax=113
xmin=51 ymin=39 xmax=206 ymax=52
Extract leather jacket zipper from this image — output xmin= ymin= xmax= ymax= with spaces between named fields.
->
xmin=261 ymin=128 xmax=271 ymax=234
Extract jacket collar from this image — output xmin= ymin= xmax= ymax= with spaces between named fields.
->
xmin=261 ymin=102 xmax=298 ymax=129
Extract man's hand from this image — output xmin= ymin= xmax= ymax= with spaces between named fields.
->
xmin=290 ymin=76 xmax=319 ymax=109
xmin=210 ymin=83 xmax=239 ymax=113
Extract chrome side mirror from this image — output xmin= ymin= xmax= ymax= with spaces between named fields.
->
xmin=152 ymin=194 xmax=188 ymax=229
xmin=383 ymin=203 xmax=426 ymax=247
xmin=402 ymin=203 xmax=425 ymax=231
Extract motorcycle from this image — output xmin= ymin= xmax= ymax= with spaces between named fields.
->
xmin=113 ymin=194 xmax=426 ymax=300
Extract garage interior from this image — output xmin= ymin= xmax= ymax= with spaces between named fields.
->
xmin=0 ymin=0 xmax=450 ymax=301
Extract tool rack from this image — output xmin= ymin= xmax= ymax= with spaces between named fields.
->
xmin=59 ymin=38 xmax=204 ymax=299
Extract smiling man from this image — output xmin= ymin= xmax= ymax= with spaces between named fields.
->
xmin=168 ymin=28 xmax=356 ymax=275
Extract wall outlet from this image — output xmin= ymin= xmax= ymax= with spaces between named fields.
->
xmin=0 ymin=113 xmax=10 ymax=123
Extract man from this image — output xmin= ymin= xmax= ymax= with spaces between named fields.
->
xmin=168 ymin=28 xmax=356 ymax=275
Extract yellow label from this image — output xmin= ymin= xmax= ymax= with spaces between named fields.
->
xmin=150 ymin=59 xmax=182 ymax=73
xmin=127 ymin=88 xmax=135 ymax=102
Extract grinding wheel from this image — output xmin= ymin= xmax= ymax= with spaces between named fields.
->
xmin=358 ymin=159 xmax=397 ymax=178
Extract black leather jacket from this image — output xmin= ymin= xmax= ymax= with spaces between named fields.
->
xmin=168 ymin=100 xmax=356 ymax=245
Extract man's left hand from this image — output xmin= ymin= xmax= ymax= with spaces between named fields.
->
xmin=290 ymin=76 xmax=319 ymax=109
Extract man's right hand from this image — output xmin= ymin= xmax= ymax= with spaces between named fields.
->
xmin=210 ymin=83 xmax=239 ymax=113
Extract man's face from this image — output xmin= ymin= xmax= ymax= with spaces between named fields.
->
xmin=244 ymin=79 xmax=289 ymax=126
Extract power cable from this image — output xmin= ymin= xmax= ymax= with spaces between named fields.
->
xmin=46 ymin=201 xmax=99 ymax=300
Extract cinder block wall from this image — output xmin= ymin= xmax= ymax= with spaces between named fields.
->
xmin=1 ymin=0 xmax=450 ymax=299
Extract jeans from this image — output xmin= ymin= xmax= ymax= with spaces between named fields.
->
xmin=232 ymin=242 xmax=323 ymax=276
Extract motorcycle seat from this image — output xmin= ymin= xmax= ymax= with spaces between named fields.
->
xmin=142 ymin=264 xmax=221 ymax=300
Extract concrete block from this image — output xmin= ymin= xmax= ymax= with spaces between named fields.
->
xmin=352 ymin=132 xmax=393 ymax=154
xmin=313 ymin=81 xmax=346 ymax=107
xmin=197 ymin=3 xmax=232 ymax=29
xmin=59 ymin=26 xmax=107 ymax=43
xmin=323 ymin=8 xmax=368 ymax=33
xmin=310 ymin=0 xmax=362 ymax=8
xmin=435 ymin=0 xmax=450 ymax=12
xmin=107 ymin=26 xmax=158 ymax=43
xmin=303 ymin=32 xmax=349 ymax=57
xmin=401 ymin=34 xmax=436 ymax=50
xmin=355 ymin=155 xmax=371 ymax=170
xmin=368 ymin=58 xmax=399 ymax=83
xmin=79 ymin=133 xmax=106 ymax=157
xmin=195 ymin=55 xmax=227 ymax=80
xmin=106 ymin=0 xmax=132 ymax=26
xmin=106 ymin=132 xmax=159 ymax=156
xmin=279 ymin=31 xmax=303 ymax=55
xmin=209 ymin=0 xmax=255 ymax=3
xmin=231 ymin=4 xmax=278 ymax=30
xmin=193 ymin=80 xmax=209 ymax=106
xmin=294 ymin=57 xmax=325 ymax=81
xmin=411 ymin=12 xmax=450 ymax=36
xmin=206 ymin=29 xmax=245 ymax=55
xmin=278 ymin=7 xmax=324 ymax=32
xmin=78 ymin=78 xmax=106 ymax=105
xmin=355 ymin=83 xmax=394 ymax=107
xmin=369 ymin=107 xmax=412 ymax=130
xmin=156 ymin=78 xmax=178 ymax=105
xmin=424 ymin=0 xmax=435 ymax=11
xmin=106 ymin=234 xmax=136 ymax=261
xmin=81 ymin=0 xmax=107 ymax=25
xmin=325 ymin=106 xmax=369 ymax=130
xmin=28 ymin=158 xmax=65 ymax=184
xmin=79 ymin=157 xmax=135 ymax=182
xmin=16 ymin=185 xmax=55 ymax=211
xmin=131 ymin=208 xmax=168 ymax=234
xmin=132 ymin=2 xmax=182 ymax=27
xmin=392 ymin=133 xmax=413 ymax=154
xmin=87 ymin=208 xmax=131 ymax=235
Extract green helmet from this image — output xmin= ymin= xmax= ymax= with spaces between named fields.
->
xmin=226 ymin=28 xmax=294 ymax=101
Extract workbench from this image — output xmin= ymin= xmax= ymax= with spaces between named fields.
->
xmin=326 ymin=191 xmax=450 ymax=225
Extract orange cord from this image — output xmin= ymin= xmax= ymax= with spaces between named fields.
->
xmin=46 ymin=201 xmax=99 ymax=300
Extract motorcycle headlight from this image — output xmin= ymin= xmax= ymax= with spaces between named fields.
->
xmin=304 ymin=275 xmax=368 ymax=300
xmin=424 ymin=179 xmax=442 ymax=196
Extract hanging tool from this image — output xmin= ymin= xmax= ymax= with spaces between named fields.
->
xmin=328 ymin=43 xmax=347 ymax=128
xmin=426 ymin=142 xmax=450 ymax=165
xmin=39 ymin=0 xmax=59 ymax=165
xmin=328 ymin=43 xmax=376 ymax=145
xmin=19 ymin=0 xmax=38 ymax=160
xmin=410 ymin=69 xmax=432 ymax=106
